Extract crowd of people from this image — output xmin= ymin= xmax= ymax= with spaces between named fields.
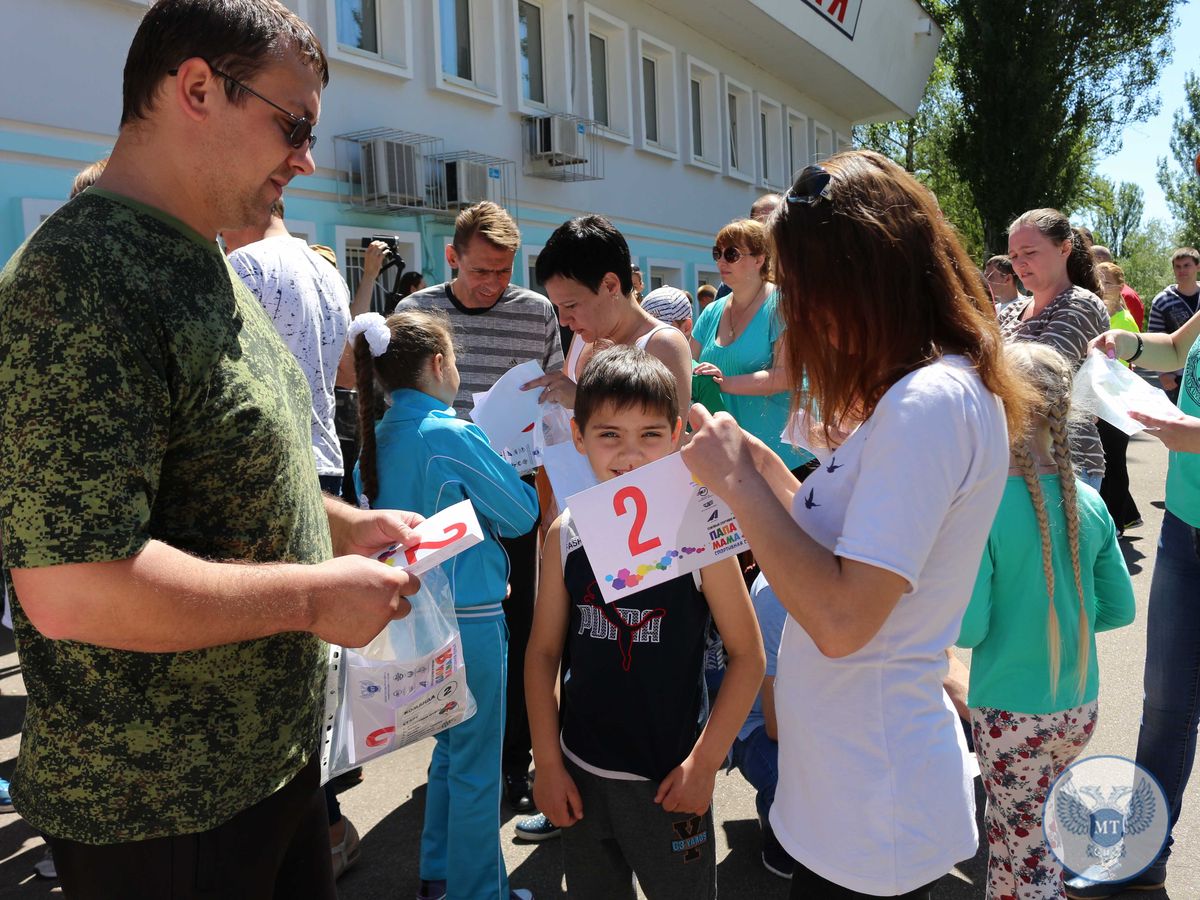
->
xmin=2 ymin=2 xmax=1200 ymax=900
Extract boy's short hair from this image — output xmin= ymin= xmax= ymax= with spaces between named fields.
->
xmin=536 ymin=215 xmax=633 ymax=295
xmin=574 ymin=346 xmax=679 ymax=430
xmin=984 ymin=254 xmax=1014 ymax=278
xmin=452 ymin=201 xmax=520 ymax=252
xmin=1172 ymin=247 xmax=1200 ymax=265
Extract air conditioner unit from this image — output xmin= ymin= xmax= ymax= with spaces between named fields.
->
xmin=531 ymin=116 xmax=587 ymax=167
xmin=360 ymin=139 xmax=427 ymax=207
xmin=443 ymin=160 xmax=490 ymax=209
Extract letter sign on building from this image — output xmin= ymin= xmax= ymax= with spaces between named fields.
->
xmin=801 ymin=0 xmax=863 ymax=39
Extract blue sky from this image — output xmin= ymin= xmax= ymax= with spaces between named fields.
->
xmin=1095 ymin=1 xmax=1199 ymax=227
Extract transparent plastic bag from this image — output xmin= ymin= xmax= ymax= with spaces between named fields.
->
xmin=320 ymin=564 xmax=476 ymax=782
xmin=1072 ymin=349 xmax=1181 ymax=436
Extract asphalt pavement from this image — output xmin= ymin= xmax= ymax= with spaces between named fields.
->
xmin=0 ymin=432 xmax=1194 ymax=899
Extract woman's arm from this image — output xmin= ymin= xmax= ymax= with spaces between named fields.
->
xmin=681 ymin=406 xmax=923 ymax=659
xmin=1092 ymin=307 xmax=1200 ymax=373
xmin=655 ymin=556 xmax=765 ymax=815
xmin=526 ymin=518 xmax=584 ymax=826
xmin=716 ymin=365 xmax=790 ymax=396
xmin=646 ymin=326 xmax=694 ymax=415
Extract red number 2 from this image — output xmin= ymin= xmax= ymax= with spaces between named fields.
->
xmin=405 ymin=522 xmax=469 ymax=565
xmin=613 ymin=486 xmax=662 ymax=557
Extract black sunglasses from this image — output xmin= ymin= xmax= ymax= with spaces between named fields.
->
xmin=712 ymin=246 xmax=749 ymax=263
xmin=168 ymin=63 xmax=316 ymax=150
xmin=787 ymin=165 xmax=833 ymax=206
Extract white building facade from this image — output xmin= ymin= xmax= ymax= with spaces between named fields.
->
xmin=0 ymin=0 xmax=940 ymax=306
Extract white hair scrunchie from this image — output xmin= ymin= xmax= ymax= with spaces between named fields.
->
xmin=347 ymin=312 xmax=392 ymax=357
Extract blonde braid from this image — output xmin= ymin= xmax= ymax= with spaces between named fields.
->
xmin=1048 ymin=398 xmax=1090 ymax=699
xmin=1014 ymin=438 xmax=1060 ymax=700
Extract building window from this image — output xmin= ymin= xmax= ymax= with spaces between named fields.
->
xmin=814 ymin=121 xmax=833 ymax=161
xmin=589 ymin=33 xmax=609 ymax=127
xmin=583 ymin=4 xmax=632 ymax=142
xmin=787 ymin=109 xmax=809 ymax=179
xmin=440 ymin=0 xmax=472 ymax=81
xmin=685 ymin=55 xmax=720 ymax=171
xmin=635 ymin=32 xmax=678 ymax=158
xmin=518 ymin=1 xmax=545 ymax=105
xmin=433 ymin=0 xmax=501 ymax=102
xmin=725 ymin=77 xmax=754 ymax=183
xmin=728 ymin=94 xmax=739 ymax=171
xmin=757 ymin=94 xmax=784 ymax=189
xmin=327 ymin=0 xmax=412 ymax=76
xmin=337 ymin=0 xmax=379 ymax=52
xmin=642 ymin=57 xmax=658 ymax=144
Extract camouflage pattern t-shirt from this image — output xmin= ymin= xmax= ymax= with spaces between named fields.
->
xmin=0 ymin=190 xmax=331 ymax=843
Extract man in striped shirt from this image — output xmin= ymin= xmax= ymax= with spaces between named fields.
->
xmin=396 ymin=200 xmax=562 ymax=815
xmin=1148 ymin=247 xmax=1200 ymax=402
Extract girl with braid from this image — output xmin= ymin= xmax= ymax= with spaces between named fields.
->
xmin=349 ymin=309 xmax=539 ymax=900
xmin=957 ymin=342 xmax=1135 ymax=900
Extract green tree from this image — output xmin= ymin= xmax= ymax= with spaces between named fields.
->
xmin=1091 ymin=178 xmax=1145 ymax=258
xmin=1116 ymin=218 xmax=1175 ymax=304
xmin=1157 ymin=71 xmax=1200 ymax=249
xmin=854 ymin=54 xmax=984 ymax=259
xmin=945 ymin=0 xmax=1177 ymax=253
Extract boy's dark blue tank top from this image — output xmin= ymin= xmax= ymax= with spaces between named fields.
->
xmin=559 ymin=513 xmax=711 ymax=782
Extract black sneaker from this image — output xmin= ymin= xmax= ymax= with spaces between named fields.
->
xmin=504 ymin=774 xmax=535 ymax=813
xmin=760 ymin=822 xmax=795 ymax=880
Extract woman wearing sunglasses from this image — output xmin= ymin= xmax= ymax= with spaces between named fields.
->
xmin=682 ymin=151 xmax=1030 ymax=899
xmin=691 ymin=219 xmax=815 ymax=476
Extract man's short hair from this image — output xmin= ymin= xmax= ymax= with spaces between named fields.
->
xmin=1090 ymin=245 xmax=1113 ymax=263
xmin=536 ymin=215 xmax=633 ymax=294
xmin=574 ymin=345 xmax=679 ymax=431
xmin=750 ymin=193 xmax=783 ymax=221
xmin=984 ymin=254 xmax=1015 ymax=278
xmin=1172 ymin=247 xmax=1200 ymax=265
xmin=697 ymin=284 xmax=717 ymax=301
xmin=451 ymin=201 xmax=520 ymax=253
xmin=121 ymin=0 xmax=328 ymax=127
xmin=69 ymin=158 xmax=108 ymax=200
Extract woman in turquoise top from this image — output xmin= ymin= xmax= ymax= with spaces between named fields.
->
xmin=692 ymin=218 xmax=815 ymax=473
xmin=957 ymin=343 xmax=1134 ymax=900
xmin=351 ymin=309 xmax=539 ymax=900
xmin=1089 ymin=304 xmax=1200 ymax=894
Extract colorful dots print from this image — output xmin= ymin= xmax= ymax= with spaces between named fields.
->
xmin=603 ymin=547 xmax=706 ymax=591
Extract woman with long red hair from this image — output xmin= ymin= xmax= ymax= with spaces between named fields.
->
xmin=683 ymin=150 xmax=1031 ymax=899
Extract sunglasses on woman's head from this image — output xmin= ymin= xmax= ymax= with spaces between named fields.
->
xmin=787 ymin=164 xmax=833 ymax=206
xmin=712 ymin=246 xmax=749 ymax=263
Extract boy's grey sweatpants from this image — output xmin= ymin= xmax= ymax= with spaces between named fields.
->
xmin=561 ymin=757 xmax=716 ymax=900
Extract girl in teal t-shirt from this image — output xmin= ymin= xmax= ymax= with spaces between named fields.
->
xmin=957 ymin=343 xmax=1135 ymax=900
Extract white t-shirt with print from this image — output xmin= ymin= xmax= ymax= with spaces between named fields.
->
xmin=229 ymin=236 xmax=350 ymax=476
xmin=769 ymin=355 xmax=1008 ymax=895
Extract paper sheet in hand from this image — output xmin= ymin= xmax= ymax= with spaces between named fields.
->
xmin=375 ymin=499 xmax=483 ymax=575
xmin=470 ymin=360 xmax=545 ymax=474
xmin=542 ymin=441 xmax=599 ymax=507
xmin=568 ymin=453 xmax=746 ymax=603
xmin=1072 ymin=349 xmax=1181 ymax=436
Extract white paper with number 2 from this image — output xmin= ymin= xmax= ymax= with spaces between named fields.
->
xmin=567 ymin=453 xmax=747 ymax=603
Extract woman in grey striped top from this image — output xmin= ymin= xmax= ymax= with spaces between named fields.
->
xmin=1001 ymin=209 xmax=1109 ymax=489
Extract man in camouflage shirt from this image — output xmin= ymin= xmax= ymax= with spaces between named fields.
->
xmin=0 ymin=1 xmax=422 ymax=895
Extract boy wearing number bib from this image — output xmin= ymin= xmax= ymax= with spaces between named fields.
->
xmin=525 ymin=346 xmax=764 ymax=900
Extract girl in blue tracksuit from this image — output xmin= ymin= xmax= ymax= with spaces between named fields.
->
xmin=350 ymin=309 xmax=539 ymax=900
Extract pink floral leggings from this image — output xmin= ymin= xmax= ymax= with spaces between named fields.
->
xmin=968 ymin=701 xmax=1098 ymax=900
